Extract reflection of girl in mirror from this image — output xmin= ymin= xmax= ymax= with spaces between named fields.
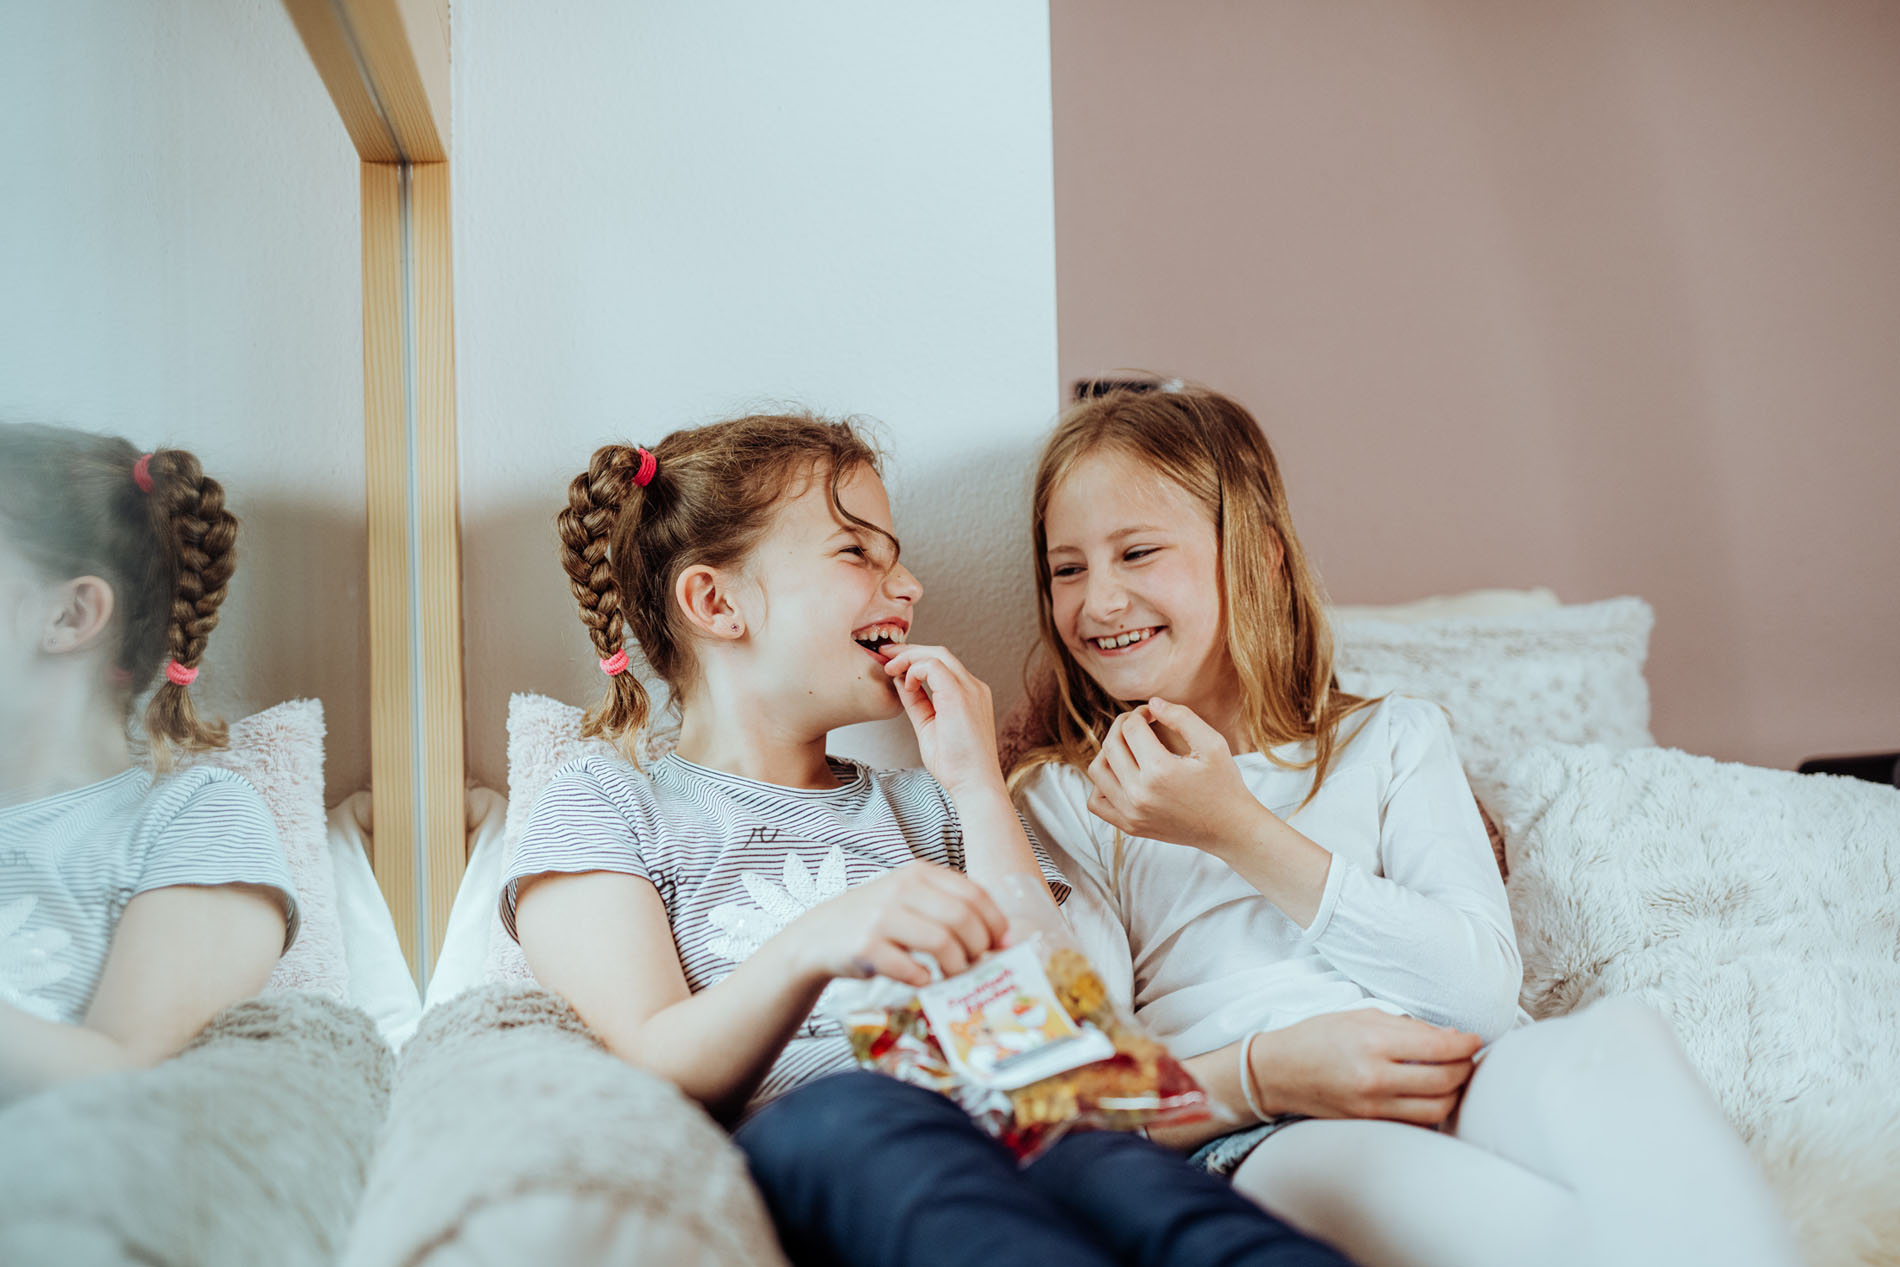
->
xmin=508 ymin=413 xmax=1348 ymax=1267
xmin=0 ymin=424 xmax=297 ymax=1107
xmin=1010 ymin=385 xmax=1800 ymax=1267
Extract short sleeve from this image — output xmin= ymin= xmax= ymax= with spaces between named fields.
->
xmin=139 ymin=768 xmax=300 ymax=952
xmin=1017 ymin=809 xmax=1074 ymax=907
xmin=501 ymin=759 xmax=652 ymax=942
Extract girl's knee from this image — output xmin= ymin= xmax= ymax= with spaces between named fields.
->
xmin=1571 ymin=996 xmax=1682 ymax=1065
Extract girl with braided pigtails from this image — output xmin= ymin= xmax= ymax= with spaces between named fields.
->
xmin=0 ymin=424 xmax=298 ymax=1107
xmin=506 ymin=412 xmax=1351 ymax=1267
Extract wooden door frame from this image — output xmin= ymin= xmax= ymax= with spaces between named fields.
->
xmin=283 ymin=0 xmax=463 ymax=981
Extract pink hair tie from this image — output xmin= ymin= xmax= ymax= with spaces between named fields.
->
xmin=133 ymin=453 xmax=156 ymax=493
xmin=633 ymin=447 xmax=657 ymax=488
xmin=599 ymin=649 xmax=631 ymax=677
xmin=164 ymin=660 xmax=198 ymax=686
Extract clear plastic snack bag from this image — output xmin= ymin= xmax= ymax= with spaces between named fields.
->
xmin=835 ymin=875 xmax=1217 ymax=1161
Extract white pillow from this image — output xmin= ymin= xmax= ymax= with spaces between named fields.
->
xmin=1333 ymin=596 xmax=1654 ymax=800
xmin=1332 ymin=587 xmax=1560 ymax=624
xmin=326 ymin=791 xmax=422 ymax=1047
xmin=424 ymin=787 xmax=509 ymax=1010
xmin=184 ymin=698 xmax=349 ymax=999
xmin=1490 ymin=742 xmax=1900 ymax=1256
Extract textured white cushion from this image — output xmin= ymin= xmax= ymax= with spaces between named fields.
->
xmin=1333 ymin=596 xmax=1655 ymax=800
xmin=1332 ymin=587 xmax=1560 ymax=625
xmin=184 ymin=698 xmax=350 ymax=999
xmin=1492 ymin=742 xmax=1900 ymax=1260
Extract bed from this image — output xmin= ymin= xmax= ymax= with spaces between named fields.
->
xmin=396 ymin=592 xmax=1899 ymax=1266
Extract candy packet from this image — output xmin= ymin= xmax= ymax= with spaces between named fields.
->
xmin=835 ymin=875 xmax=1217 ymax=1161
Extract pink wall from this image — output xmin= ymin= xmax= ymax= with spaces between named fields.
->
xmin=1051 ymin=0 xmax=1900 ymax=770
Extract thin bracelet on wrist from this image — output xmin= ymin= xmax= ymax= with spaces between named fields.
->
xmin=1238 ymin=1029 xmax=1272 ymax=1122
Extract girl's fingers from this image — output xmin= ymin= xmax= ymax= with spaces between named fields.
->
xmin=1101 ymin=723 xmax=1143 ymax=788
xmin=1120 ymin=710 xmax=1175 ymax=767
xmin=902 ymin=887 xmax=998 ymax=964
xmin=918 ymin=868 xmax=1010 ymax=943
xmin=1145 ymin=697 xmax=1224 ymax=753
xmin=1085 ymin=770 xmax=1136 ymax=829
xmin=897 ymin=679 xmax=936 ymax=730
xmin=1379 ymin=1021 xmax=1484 ymax=1064
xmin=1384 ymin=1095 xmax=1464 ymax=1127
xmin=858 ymin=941 xmax=934 ymax=988
xmin=1383 ymin=1059 xmax=1476 ymax=1099
xmin=884 ymin=644 xmax=976 ymax=689
xmin=882 ymin=906 xmax=973 ymax=976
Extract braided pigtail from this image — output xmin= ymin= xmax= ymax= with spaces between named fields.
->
xmin=142 ymin=449 xmax=239 ymax=764
xmin=558 ymin=444 xmax=652 ymax=747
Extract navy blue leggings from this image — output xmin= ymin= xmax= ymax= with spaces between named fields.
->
xmin=733 ymin=1071 xmax=1351 ymax=1267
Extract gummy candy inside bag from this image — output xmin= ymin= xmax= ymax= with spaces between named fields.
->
xmin=835 ymin=876 xmax=1215 ymax=1162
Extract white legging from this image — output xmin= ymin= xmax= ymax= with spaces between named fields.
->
xmin=1231 ymin=998 xmax=1801 ymax=1267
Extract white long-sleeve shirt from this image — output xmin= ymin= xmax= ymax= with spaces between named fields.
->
xmin=1014 ymin=695 xmax=1527 ymax=1057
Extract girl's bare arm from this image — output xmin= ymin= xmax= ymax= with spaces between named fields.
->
xmin=517 ymin=860 xmax=1005 ymax=1123
xmin=1 ymin=882 xmax=284 ymax=1105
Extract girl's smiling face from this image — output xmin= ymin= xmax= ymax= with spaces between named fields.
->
xmin=737 ymin=462 xmax=923 ymax=730
xmin=1042 ymin=448 xmax=1238 ymax=717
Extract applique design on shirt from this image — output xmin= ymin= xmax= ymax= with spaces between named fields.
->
xmin=705 ymin=844 xmax=868 ymax=1016
xmin=0 ymin=896 xmax=74 ymax=1022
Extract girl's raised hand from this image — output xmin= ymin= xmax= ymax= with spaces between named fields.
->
xmin=881 ymin=645 xmax=1005 ymax=797
xmin=787 ymin=861 xmax=1008 ymax=987
xmin=1085 ymin=697 xmax=1271 ymax=853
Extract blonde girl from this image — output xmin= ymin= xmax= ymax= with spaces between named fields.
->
xmin=507 ymin=412 xmax=1350 ymax=1267
xmin=1010 ymin=385 xmax=1799 ymax=1267
xmin=1 ymin=424 xmax=297 ymax=1106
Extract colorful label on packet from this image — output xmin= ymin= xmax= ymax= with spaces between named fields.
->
xmin=916 ymin=943 xmax=1114 ymax=1091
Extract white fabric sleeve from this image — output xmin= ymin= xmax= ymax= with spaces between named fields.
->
xmin=1301 ymin=702 xmax=1524 ymax=1039
xmin=1012 ymin=765 xmax=1136 ymax=1010
xmin=142 ymin=768 xmax=300 ymax=952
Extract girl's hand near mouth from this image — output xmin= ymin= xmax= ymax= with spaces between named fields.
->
xmin=1086 ymin=698 xmax=1333 ymax=927
xmin=882 ymin=645 xmax=1049 ymax=900
xmin=1085 ymin=699 xmax=1263 ymax=852
xmin=881 ymin=645 xmax=1003 ymax=798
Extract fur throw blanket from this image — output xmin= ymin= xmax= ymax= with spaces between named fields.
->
xmin=1495 ymin=744 xmax=1900 ymax=1267
xmin=0 ymin=991 xmax=392 ymax=1266
xmin=345 ymin=983 xmax=785 ymax=1267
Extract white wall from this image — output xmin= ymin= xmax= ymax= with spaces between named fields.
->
xmin=454 ymin=1 xmax=1062 ymax=786
xmin=0 ymin=1 xmax=368 ymax=803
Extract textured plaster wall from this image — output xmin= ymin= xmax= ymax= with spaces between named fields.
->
xmin=1051 ymin=0 xmax=1900 ymax=770
xmin=0 ymin=1 xmax=368 ymax=802
xmin=453 ymin=0 xmax=1062 ymax=788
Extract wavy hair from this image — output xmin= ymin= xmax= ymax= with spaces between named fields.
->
xmin=557 ymin=412 xmax=887 ymax=761
xmin=1010 ymin=384 xmax=1376 ymax=805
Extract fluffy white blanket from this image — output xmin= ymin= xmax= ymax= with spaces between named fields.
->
xmin=1494 ymin=744 xmax=1900 ymax=1267
xmin=0 ymin=991 xmax=392 ymax=1266
xmin=346 ymin=983 xmax=785 ymax=1267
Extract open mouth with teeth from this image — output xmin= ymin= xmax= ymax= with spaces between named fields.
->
xmin=851 ymin=621 xmax=909 ymax=662
xmin=1089 ymin=626 xmax=1163 ymax=654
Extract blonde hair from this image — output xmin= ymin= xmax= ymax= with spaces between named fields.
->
xmin=1010 ymin=383 xmax=1377 ymax=805
xmin=557 ymin=412 xmax=887 ymax=761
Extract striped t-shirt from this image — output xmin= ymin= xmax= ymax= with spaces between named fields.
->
xmin=0 ymin=765 xmax=299 ymax=1025
xmin=502 ymin=751 xmax=1070 ymax=1113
